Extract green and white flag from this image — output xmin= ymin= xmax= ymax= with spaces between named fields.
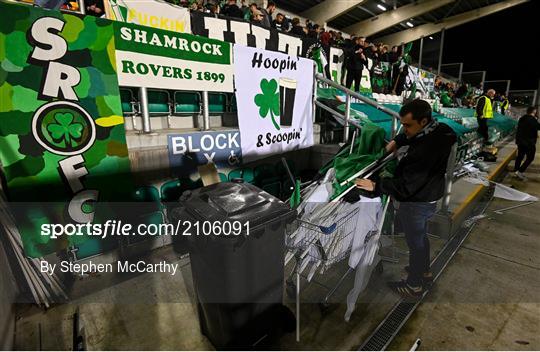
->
xmin=233 ymin=45 xmax=314 ymax=162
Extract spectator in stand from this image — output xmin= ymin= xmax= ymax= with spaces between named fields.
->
xmin=250 ymin=7 xmax=264 ymax=24
xmin=500 ymin=94 xmax=510 ymax=115
xmin=208 ymin=3 xmax=219 ymax=15
xmin=290 ymin=17 xmax=305 ymax=37
xmin=260 ymin=1 xmax=276 ymax=28
xmin=475 ymin=89 xmax=496 ymax=146
xmin=85 ymin=0 xmax=104 ymax=17
xmin=221 ymin=0 xmax=244 ymax=18
xmin=366 ymin=43 xmax=379 ymax=61
xmin=320 ymin=28 xmax=332 ymax=46
xmin=272 ymin=13 xmax=290 ymax=32
xmin=514 ymin=106 xmax=540 ymax=180
xmin=334 ymin=31 xmax=345 ymax=47
xmin=308 ymin=24 xmax=321 ymax=39
xmin=380 ymin=45 xmax=390 ymax=62
xmin=357 ymin=36 xmax=367 ymax=50
xmin=455 ymin=83 xmax=468 ymax=107
xmin=305 ymin=19 xmax=314 ymax=31
xmin=389 ymin=45 xmax=400 ymax=63
xmin=244 ymin=3 xmax=257 ymax=21
xmin=345 ymin=37 xmax=368 ymax=92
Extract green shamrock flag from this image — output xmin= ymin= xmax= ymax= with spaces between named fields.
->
xmin=254 ymin=78 xmax=280 ymax=131
xmin=47 ymin=112 xmax=83 ymax=148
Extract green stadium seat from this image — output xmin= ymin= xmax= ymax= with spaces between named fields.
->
xmin=133 ymin=185 xmax=161 ymax=203
xmin=160 ymin=179 xmax=182 ymax=202
xmin=120 ymin=88 xmax=137 ymax=115
xmin=147 ymin=89 xmax=171 ymax=115
xmin=219 ymin=172 xmax=228 ymax=182
xmin=228 ymin=168 xmax=255 ymax=184
xmin=178 ymin=177 xmax=204 ymax=192
xmin=174 ymin=91 xmax=201 ymax=114
xmin=209 ymin=93 xmax=227 ymax=114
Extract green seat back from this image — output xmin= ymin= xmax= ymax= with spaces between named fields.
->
xmin=209 ymin=93 xmax=227 ymax=113
xmin=228 ymin=168 xmax=255 ymax=184
xmin=133 ymin=186 xmax=161 ymax=203
xmin=120 ymin=88 xmax=135 ymax=114
xmin=178 ymin=177 xmax=203 ymax=192
xmin=174 ymin=91 xmax=200 ymax=114
xmin=160 ymin=180 xmax=182 ymax=202
xmin=147 ymin=90 xmax=170 ymax=114
xmin=219 ymin=173 xmax=228 ymax=182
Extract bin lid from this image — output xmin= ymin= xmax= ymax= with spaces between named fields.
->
xmin=183 ymin=182 xmax=295 ymax=230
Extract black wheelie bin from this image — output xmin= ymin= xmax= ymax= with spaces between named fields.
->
xmin=168 ymin=181 xmax=296 ymax=349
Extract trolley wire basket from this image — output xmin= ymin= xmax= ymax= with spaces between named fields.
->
xmin=285 ymin=206 xmax=360 ymax=276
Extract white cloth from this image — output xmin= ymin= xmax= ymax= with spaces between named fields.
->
xmin=494 ymin=183 xmax=538 ymax=202
xmin=461 ymin=169 xmax=538 ymax=202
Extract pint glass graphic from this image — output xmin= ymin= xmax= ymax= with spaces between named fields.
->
xmin=279 ymin=78 xmax=297 ymax=127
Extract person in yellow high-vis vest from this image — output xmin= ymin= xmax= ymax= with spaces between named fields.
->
xmin=475 ymin=89 xmax=496 ymax=144
xmin=500 ymin=95 xmax=510 ymax=115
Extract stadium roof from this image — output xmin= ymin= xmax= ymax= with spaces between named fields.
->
xmin=274 ymin=0 xmax=513 ymax=39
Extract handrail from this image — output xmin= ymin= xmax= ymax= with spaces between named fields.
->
xmin=314 ymin=100 xmax=364 ymax=131
xmin=314 ymin=73 xmax=400 ymax=139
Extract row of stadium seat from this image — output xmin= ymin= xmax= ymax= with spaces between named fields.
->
xmin=371 ymin=93 xmax=404 ymax=104
xmin=135 ymin=160 xmax=297 ymax=208
xmin=119 ymin=88 xmax=237 ymax=116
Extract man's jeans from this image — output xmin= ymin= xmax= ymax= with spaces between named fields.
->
xmin=396 ymin=202 xmax=437 ymax=287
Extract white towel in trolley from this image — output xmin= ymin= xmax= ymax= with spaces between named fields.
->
xmin=288 ymin=169 xmax=384 ymax=320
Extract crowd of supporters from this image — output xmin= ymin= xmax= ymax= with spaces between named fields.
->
xmin=56 ymin=0 xmax=505 ymax=111
xmin=434 ymin=78 xmax=509 ymax=111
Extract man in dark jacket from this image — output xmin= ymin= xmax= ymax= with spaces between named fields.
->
xmin=221 ymin=0 xmax=244 ymax=18
xmin=356 ymin=99 xmax=457 ymax=299
xmin=289 ymin=18 xmax=305 ymax=37
xmin=514 ymin=106 xmax=540 ymax=180
xmin=272 ymin=13 xmax=290 ymax=32
xmin=345 ymin=37 xmax=367 ymax=92
xmin=259 ymin=1 xmax=276 ymax=28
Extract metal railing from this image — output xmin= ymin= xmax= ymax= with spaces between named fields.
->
xmin=314 ymin=73 xmax=401 ymax=141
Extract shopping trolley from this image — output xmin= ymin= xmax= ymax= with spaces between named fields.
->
xmin=284 ymin=204 xmax=360 ymax=302
xmin=278 ymin=149 xmax=395 ymax=341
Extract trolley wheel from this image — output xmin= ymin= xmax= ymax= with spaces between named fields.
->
xmin=286 ymin=280 xmax=297 ymax=299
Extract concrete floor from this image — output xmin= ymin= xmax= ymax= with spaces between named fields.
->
xmin=13 ymin=141 xmax=540 ymax=351
xmin=389 ymin=142 xmax=540 ymax=351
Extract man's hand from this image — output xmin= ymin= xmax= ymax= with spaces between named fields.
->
xmin=355 ymin=178 xmax=375 ymax=192
xmin=385 ymin=140 xmax=397 ymax=153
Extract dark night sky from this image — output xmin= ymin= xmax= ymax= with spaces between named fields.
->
xmin=442 ymin=0 xmax=539 ymax=90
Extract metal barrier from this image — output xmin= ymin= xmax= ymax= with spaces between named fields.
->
xmin=314 ymin=73 xmax=401 ymax=141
